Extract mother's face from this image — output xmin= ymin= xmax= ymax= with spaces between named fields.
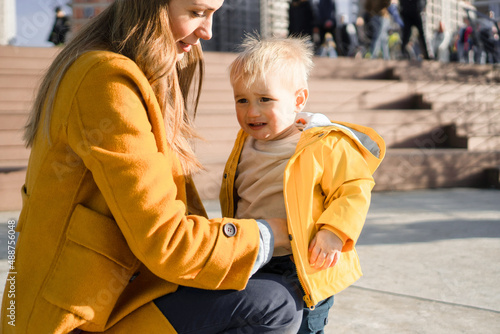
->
xmin=168 ymin=0 xmax=224 ymax=60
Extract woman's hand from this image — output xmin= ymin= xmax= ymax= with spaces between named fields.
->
xmin=265 ymin=218 xmax=291 ymax=254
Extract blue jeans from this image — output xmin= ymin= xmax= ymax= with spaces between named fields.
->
xmin=154 ymin=272 xmax=303 ymax=333
xmin=259 ymin=256 xmax=335 ymax=334
xmin=370 ymin=15 xmax=391 ymax=60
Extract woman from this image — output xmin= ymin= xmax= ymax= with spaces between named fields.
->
xmin=1 ymin=1 xmax=302 ymax=333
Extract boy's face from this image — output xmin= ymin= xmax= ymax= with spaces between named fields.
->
xmin=233 ymin=75 xmax=307 ymax=141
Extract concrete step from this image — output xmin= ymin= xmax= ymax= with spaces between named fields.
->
xmin=0 ymin=74 xmax=43 ymax=89
xmin=0 ymin=130 xmax=24 ymax=146
xmin=373 ymin=149 xmax=500 ymax=191
xmin=0 ymin=57 xmax=53 ymax=71
xmin=310 ymin=57 xmax=400 ymax=81
xmin=0 ymin=146 xmax=30 ymax=162
xmin=0 ymin=169 xmax=26 ymax=211
xmin=396 ymin=61 xmax=500 ymax=84
xmin=0 ymin=114 xmax=28 ymax=130
xmin=485 ymin=167 xmax=500 ymax=189
xmin=0 ymin=68 xmax=47 ymax=76
xmin=0 ymin=101 xmax=31 ymax=112
xmin=468 ymin=136 xmax=500 ymax=152
xmin=456 ymin=122 xmax=500 ymax=137
xmin=0 ymin=87 xmax=37 ymax=102
xmin=0 ymin=45 xmax=59 ymax=58
xmin=311 ymin=56 xmax=499 ymax=84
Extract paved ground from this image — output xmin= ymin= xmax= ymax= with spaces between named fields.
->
xmin=322 ymin=188 xmax=500 ymax=333
xmin=1 ymin=188 xmax=499 ymax=333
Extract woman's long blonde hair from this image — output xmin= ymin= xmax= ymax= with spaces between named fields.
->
xmin=24 ymin=0 xmax=203 ymax=174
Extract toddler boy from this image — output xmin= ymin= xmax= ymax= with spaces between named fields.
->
xmin=219 ymin=35 xmax=385 ymax=333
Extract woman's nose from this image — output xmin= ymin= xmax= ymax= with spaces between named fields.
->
xmin=197 ymin=16 xmax=213 ymax=41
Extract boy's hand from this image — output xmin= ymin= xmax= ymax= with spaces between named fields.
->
xmin=308 ymin=229 xmax=343 ymax=271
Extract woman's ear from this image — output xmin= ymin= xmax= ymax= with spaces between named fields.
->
xmin=295 ymin=88 xmax=309 ymax=112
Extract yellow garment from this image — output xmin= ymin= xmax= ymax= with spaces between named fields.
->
xmin=1 ymin=51 xmax=260 ymax=333
xmin=220 ymin=123 xmax=386 ymax=308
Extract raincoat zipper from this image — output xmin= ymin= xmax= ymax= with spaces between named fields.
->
xmin=297 ymin=262 xmax=315 ymax=310
xmin=284 ymin=131 xmax=331 ymax=310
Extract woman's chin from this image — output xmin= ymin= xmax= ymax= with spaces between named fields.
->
xmin=176 ymin=52 xmax=185 ymax=61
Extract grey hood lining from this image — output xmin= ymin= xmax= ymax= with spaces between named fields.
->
xmin=330 ymin=123 xmax=381 ymax=158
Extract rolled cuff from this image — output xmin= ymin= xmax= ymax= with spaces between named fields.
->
xmin=250 ymin=220 xmax=275 ymax=275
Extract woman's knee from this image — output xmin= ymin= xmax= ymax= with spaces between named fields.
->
xmin=247 ymin=273 xmax=303 ymax=332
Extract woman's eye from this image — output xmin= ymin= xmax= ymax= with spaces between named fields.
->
xmin=192 ymin=11 xmax=205 ymax=18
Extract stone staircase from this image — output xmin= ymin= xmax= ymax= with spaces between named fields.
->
xmin=194 ymin=53 xmax=500 ymax=198
xmin=0 ymin=46 xmax=499 ymax=210
xmin=0 ymin=47 xmax=59 ymax=210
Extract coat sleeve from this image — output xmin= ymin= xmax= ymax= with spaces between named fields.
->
xmin=315 ymin=135 xmax=375 ymax=252
xmin=66 ymin=58 xmax=260 ymax=291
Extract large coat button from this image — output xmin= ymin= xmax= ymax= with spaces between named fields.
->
xmin=223 ymin=223 xmax=237 ymax=237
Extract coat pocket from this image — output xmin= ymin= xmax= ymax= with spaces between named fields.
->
xmin=42 ymin=204 xmax=139 ymax=329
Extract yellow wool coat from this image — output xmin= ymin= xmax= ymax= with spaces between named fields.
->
xmin=1 ymin=51 xmax=261 ymax=333
xmin=220 ymin=124 xmax=386 ymax=308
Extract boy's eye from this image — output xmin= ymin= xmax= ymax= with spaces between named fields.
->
xmin=236 ymin=98 xmax=248 ymax=104
xmin=261 ymin=97 xmax=272 ymax=102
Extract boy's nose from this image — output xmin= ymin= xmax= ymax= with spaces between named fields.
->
xmin=247 ymin=104 xmax=260 ymax=117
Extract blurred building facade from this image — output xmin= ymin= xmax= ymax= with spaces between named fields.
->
xmin=71 ymin=0 xmax=113 ymax=33
xmin=70 ymin=0 xmax=289 ymax=52
xmin=0 ymin=0 xmax=16 ymax=45
xmin=69 ymin=0 xmax=497 ymax=52
xmin=203 ymin=0 xmax=289 ymax=51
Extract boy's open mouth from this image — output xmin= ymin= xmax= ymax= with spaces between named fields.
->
xmin=249 ymin=122 xmax=266 ymax=128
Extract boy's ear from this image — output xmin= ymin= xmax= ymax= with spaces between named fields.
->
xmin=295 ymin=88 xmax=309 ymax=112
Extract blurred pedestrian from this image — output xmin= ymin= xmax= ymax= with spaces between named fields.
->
xmin=313 ymin=0 xmax=337 ymax=53
xmin=338 ymin=14 xmax=360 ymax=57
xmin=318 ymin=32 xmax=338 ymax=57
xmin=365 ymin=0 xmax=391 ymax=60
xmin=355 ymin=16 xmax=371 ymax=57
xmin=433 ymin=21 xmax=451 ymax=63
xmin=457 ymin=16 xmax=474 ymax=63
xmin=387 ymin=0 xmax=404 ymax=29
xmin=399 ymin=0 xmax=431 ymax=60
xmin=48 ymin=6 xmax=70 ymax=45
xmin=288 ymin=0 xmax=315 ymax=42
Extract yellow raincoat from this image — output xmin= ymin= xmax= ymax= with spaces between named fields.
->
xmin=220 ymin=123 xmax=386 ymax=308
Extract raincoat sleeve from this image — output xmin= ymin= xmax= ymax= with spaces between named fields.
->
xmin=315 ymin=135 xmax=375 ymax=252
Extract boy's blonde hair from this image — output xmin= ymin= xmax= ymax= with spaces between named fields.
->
xmin=229 ymin=34 xmax=314 ymax=91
